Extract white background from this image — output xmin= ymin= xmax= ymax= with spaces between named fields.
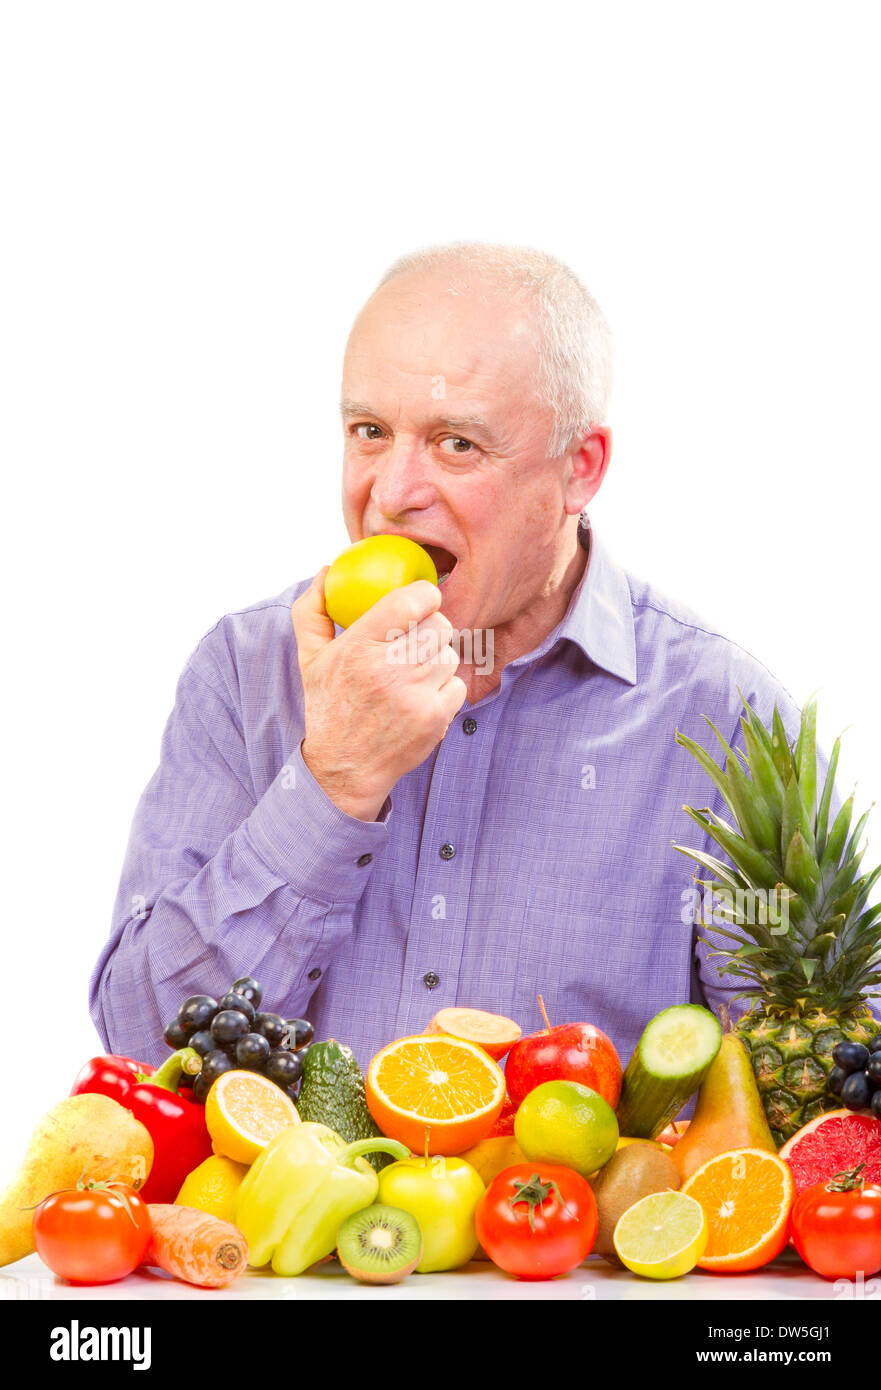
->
xmin=1 ymin=2 xmax=879 ymax=1182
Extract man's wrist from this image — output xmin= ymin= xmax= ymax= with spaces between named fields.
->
xmin=246 ymin=742 xmax=390 ymax=903
xmin=300 ymin=740 xmax=389 ymax=823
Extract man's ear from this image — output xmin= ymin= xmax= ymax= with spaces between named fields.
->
xmin=564 ymin=425 xmax=612 ymax=515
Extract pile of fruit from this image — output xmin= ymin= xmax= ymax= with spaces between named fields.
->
xmin=3 ymin=985 xmax=880 ymax=1289
xmin=1 ymin=695 xmax=880 ymax=1290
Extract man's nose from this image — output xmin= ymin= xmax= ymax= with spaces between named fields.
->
xmin=369 ymin=437 xmax=435 ymax=518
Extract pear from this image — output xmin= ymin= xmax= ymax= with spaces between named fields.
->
xmin=0 ymin=1093 xmax=154 ymax=1267
xmin=671 ymin=1033 xmax=776 ymax=1183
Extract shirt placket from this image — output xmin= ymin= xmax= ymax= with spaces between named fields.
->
xmin=392 ymin=696 xmax=505 ymax=1037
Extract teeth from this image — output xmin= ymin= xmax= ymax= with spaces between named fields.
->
xmin=438 ymin=571 xmax=451 ymax=585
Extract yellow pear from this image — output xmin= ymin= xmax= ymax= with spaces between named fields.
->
xmin=672 ymin=1033 xmax=776 ymax=1183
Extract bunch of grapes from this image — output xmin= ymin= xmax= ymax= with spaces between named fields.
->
xmin=163 ymin=976 xmax=314 ymax=1105
xmin=829 ymin=1034 xmax=881 ymax=1118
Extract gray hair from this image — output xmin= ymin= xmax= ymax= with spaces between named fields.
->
xmin=375 ymin=242 xmax=613 ymax=456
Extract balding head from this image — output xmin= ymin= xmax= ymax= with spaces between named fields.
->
xmin=370 ymin=242 xmax=613 ymax=456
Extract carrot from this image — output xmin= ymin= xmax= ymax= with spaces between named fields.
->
xmin=141 ymin=1204 xmax=249 ymax=1288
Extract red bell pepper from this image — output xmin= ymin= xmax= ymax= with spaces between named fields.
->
xmin=71 ymin=1047 xmax=213 ymax=1203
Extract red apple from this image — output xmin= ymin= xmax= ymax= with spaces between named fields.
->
xmin=655 ymin=1119 xmax=690 ymax=1148
xmin=505 ymin=1021 xmax=622 ymax=1109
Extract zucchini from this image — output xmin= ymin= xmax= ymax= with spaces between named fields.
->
xmin=297 ymin=1039 xmax=393 ymax=1171
xmin=616 ymin=1005 xmax=723 ymax=1139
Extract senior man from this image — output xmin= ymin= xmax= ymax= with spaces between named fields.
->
xmin=91 ymin=243 xmax=802 ymax=1068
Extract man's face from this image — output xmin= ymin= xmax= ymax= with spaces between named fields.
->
xmin=340 ymin=268 xmax=580 ymax=636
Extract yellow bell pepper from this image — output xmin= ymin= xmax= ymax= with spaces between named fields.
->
xmin=233 ymin=1121 xmax=409 ymax=1275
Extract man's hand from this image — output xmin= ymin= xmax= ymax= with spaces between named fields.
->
xmin=291 ymin=569 xmax=467 ymax=821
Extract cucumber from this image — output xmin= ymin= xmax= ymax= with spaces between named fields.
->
xmin=616 ymin=1005 xmax=723 ymax=1139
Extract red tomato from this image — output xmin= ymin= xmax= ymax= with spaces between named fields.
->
xmin=34 ymin=1183 xmax=152 ymax=1285
xmin=791 ymin=1177 xmax=881 ymax=1281
xmin=475 ymin=1163 xmax=597 ymax=1280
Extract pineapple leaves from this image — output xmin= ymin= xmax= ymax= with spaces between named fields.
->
xmin=784 ymin=829 xmax=820 ymax=899
xmin=670 ymin=843 xmax=746 ymax=891
xmin=821 ymin=795 xmax=855 ymax=876
xmin=681 ymin=806 xmax=780 ymax=890
xmin=845 ymin=806 xmax=874 ymax=866
xmin=674 ymin=729 xmax=738 ymax=820
xmin=824 ymin=858 xmax=880 ymax=922
xmin=815 ymin=735 xmax=842 ymax=861
xmin=795 ymin=697 xmax=818 ymax=825
xmin=677 ymin=695 xmax=881 ymax=1018
xmin=771 ymin=705 xmax=794 ymax=782
xmin=741 ymin=716 xmax=785 ymax=830
xmin=702 ymin=717 xmax=779 ymax=853
xmin=803 ymin=932 xmax=839 ymax=959
xmin=782 ymin=771 xmax=816 ymax=859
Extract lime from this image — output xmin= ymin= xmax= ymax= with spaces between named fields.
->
xmin=613 ymin=1190 xmax=708 ymax=1279
xmin=175 ymin=1154 xmax=250 ymax=1222
xmin=324 ymin=535 xmax=438 ymax=629
xmin=514 ymin=1079 xmax=619 ymax=1177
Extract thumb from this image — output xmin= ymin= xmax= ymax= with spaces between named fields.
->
xmin=291 ymin=567 xmax=336 ymax=667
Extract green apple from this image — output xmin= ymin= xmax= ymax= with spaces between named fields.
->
xmin=376 ymin=1154 xmax=486 ymax=1272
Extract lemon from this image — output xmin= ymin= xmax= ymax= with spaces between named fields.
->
xmin=324 ymin=535 xmax=438 ymax=629
xmin=613 ymin=1190 xmax=708 ymax=1279
xmin=616 ymin=1136 xmax=668 ymax=1152
xmin=458 ymin=1135 xmax=526 ymax=1187
xmin=204 ymin=1070 xmax=300 ymax=1165
xmin=514 ymin=1080 xmax=618 ymax=1178
xmin=175 ymin=1154 xmax=250 ymax=1221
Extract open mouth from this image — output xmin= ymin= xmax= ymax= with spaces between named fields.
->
xmin=419 ymin=544 xmax=458 ymax=586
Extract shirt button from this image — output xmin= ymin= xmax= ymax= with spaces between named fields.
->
xmin=357 ymin=853 xmax=373 ymax=867
xmin=463 ymin=717 xmax=477 ymax=735
xmin=308 ymin=967 xmax=322 ymax=981
xmin=439 ymin=842 xmax=456 ymax=860
xmin=423 ymin=971 xmax=440 ymax=989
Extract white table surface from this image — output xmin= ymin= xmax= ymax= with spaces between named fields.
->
xmin=3 ymin=1247 xmax=873 ymax=1302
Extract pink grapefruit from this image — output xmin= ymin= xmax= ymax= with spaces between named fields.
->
xmin=779 ymin=1110 xmax=881 ymax=1196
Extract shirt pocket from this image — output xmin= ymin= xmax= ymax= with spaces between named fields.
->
xmin=510 ymin=874 xmax=692 ymax=1065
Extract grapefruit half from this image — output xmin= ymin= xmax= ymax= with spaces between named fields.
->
xmin=779 ymin=1110 xmax=881 ymax=1195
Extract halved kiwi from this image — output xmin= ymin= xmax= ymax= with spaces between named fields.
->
xmin=336 ymin=1204 xmax=423 ymax=1285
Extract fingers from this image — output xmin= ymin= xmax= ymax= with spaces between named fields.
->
xmin=385 ymin=615 xmax=459 ymax=684
xmin=291 ymin=567 xmax=336 ymax=666
xmin=438 ymin=673 xmax=468 ymax=724
xmin=353 ymin=580 xmax=443 ymax=641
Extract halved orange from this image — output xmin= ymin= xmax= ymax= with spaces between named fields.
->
xmin=424 ymin=1007 xmax=522 ymax=1060
xmin=204 ymin=1069 xmax=299 ymax=1165
xmin=366 ymin=1034 xmax=506 ymax=1155
xmin=681 ymin=1148 xmax=795 ymax=1272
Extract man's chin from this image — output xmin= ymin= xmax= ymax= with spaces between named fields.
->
xmin=437 ymin=572 xmax=492 ymax=644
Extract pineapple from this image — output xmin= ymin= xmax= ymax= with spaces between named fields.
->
xmin=674 ymin=695 xmax=881 ymax=1145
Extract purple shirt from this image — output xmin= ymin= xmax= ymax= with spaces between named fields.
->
xmin=91 ymin=520 xmax=808 ymax=1071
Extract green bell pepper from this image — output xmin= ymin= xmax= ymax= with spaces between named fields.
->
xmin=234 ymin=1121 xmax=410 ymax=1275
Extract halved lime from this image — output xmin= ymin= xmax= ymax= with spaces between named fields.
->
xmin=612 ymin=1190 xmax=708 ymax=1279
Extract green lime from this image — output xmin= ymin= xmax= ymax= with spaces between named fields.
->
xmin=514 ymin=1079 xmax=619 ymax=1177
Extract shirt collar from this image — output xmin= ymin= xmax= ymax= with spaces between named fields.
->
xmin=512 ymin=514 xmax=638 ymax=685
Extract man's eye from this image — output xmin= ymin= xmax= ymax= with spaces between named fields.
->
xmin=439 ymin=437 xmax=473 ymax=455
xmin=352 ymin=423 xmax=385 ymax=440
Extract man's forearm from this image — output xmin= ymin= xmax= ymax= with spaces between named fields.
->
xmin=91 ymin=741 xmax=390 ymax=1064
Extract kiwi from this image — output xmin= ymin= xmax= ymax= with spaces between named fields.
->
xmin=336 ymin=1204 xmax=423 ymax=1285
xmin=589 ymin=1141 xmax=680 ymax=1267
